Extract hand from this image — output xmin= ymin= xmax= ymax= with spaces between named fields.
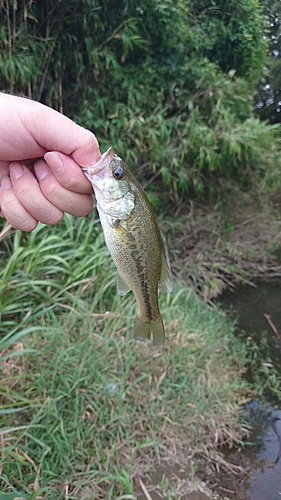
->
xmin=0 ymin=93 xmax=101 ymax=231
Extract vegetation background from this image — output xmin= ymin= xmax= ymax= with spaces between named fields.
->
xmin=1 ymin=0 xmax=281 ymax=498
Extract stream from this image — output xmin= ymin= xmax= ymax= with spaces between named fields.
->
xmin=220 ymin=280 xmax=281 ymax=500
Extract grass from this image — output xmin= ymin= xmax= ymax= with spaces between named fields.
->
xmin=0 ymin=214 xmax=263 ymax=499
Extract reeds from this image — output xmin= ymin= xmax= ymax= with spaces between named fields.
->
xmin=0 ymin=215 xmax=253 ymax=498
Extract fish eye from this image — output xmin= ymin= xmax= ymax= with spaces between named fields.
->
xmin=113 ymin=166 xmax=124 ymax=180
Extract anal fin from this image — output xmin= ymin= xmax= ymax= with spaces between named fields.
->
xmin=159 ymin=255 xmax=173 ymax=293
xmin=117 ymin=272 xmax=131 ymax=296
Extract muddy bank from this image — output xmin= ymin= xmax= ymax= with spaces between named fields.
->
xmin=159 ymin=198 xmax=281 ymax=500
xmin=197 ymin=454 xmax=250 ymax=500
xmin=136 ymin=462 xmax=234 ymax=500
xmin=135 ymin=449 xmax=255 ymax=500
xmin=162 ymin=197 xmax=281 ymax=301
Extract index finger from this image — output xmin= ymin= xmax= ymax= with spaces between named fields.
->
xmin=43 ymin=152 xmax=94 ymax=193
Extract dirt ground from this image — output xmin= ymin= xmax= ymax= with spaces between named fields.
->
xmin=134 ymin=449 xmax=252 ymax=500
xmin=162 ymin=196 xmax=281 ymax=302
xmin=197 ymin=452 xmax=251 ymax=500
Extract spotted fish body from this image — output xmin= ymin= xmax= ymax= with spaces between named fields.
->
xmin=83 ymin=148 xmax=173 ymax=345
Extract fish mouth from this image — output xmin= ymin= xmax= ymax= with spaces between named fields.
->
xmin=82 ymin=147 xmax=114 ymax=177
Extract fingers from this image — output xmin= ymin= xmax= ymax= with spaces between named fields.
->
xmin=0 ymin=175 xmax=38 ymax=231
xmin=34 ymin=159 xmax=94 ymax=217
xmin=10 ymin=163 xmax=64 ymax=223
xmin=0 ymin=163 xmax=64 ymax=230
xmin=70 ymin=127 xmax=101 ymax=167
xmin=0 ymin=93 xmax=101 ymax=167
xmin=0 ymin=93 xmax=100 ymax=232
xmin=44 ymin=152 xmax=93 ymax=194
xmin=0 ymin=154 xmax=94 ymax=230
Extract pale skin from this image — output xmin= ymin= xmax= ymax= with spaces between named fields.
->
xmin=0 ymin=92 xmax=101 ymax=231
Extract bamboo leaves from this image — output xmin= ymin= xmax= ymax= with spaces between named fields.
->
xmin=0 ymin=0 xmax=280 ymax=200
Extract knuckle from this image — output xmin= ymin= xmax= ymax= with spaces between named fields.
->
xmin=2 ymin=196 xmax=20 ymax=215
xmin=41 ymin=181 xmax=60 ymax=200
xmin=60 ymin=174 xmax=78 ymax=191
xmin=48 ymin=211 xmax=64 ymax=225
xmin=22 ymin=219 xmax=38 ymax=232
xmin=66 ymin=196 xmax=93 ymax=217
xmin=1 ymin=194 xmax=38 ymax=232
xmin=15 ymin=183 xmax=31 ymax=197
xmin=10 ymin=214 xmax=38 ymax=232
xmin=77 ymin=198 xmax=93 ymax=216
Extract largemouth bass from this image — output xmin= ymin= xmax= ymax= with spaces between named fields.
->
xmin=83 ymin=148 xmax=173 ymax=345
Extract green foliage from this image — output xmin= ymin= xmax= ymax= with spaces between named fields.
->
xmin=187 ymin=0 xmax=267 ymax=82
xmin=0 ymin=215 xmax=279 ymax=496
xmin=0 ymin=0 xmax=278 ymax=201
xmin=0 ymin=494 xmax=29 ymax=499
xmin=255 ymin=0 xmax=281 ymax=124
xmin=0 ymin=3 xmax=280 ymax=495
xmin=0 ymin=218 xmax=252 ymax=497
xmin=244 ymin=335 xmax=281 ymax=400
xmin=0 ymin=214 xmax=115 ymax=332
xmin=80 ymin=63 xmax=281 ymax=199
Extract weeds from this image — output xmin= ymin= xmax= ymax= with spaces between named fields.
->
xmin=0 ymin=214 xmax=116 ymax=332
xmin=0 ymin=297 xmax=250 ymax=498
xmin=161 ymin=198 xmax=281 ymax=301
xmin=0 ymin=215 xmax=253 ymax=498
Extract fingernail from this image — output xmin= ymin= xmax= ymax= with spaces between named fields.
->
xmin=44 ymin=152 xmax=64 ymax=173
xmin=10 ymin=163 xmax=24 ymax=180
xmin=1 ymin=176 xmax=12 ymax=190
xmin=35 ymin=162 xmax=50 ymax=180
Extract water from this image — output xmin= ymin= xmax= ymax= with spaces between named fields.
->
xmin=220 ymin=280 xmax=281 ymax=500
xmin=221 ymin=280 xmax=281 ymax=364
xmin=243 ymin=422 xmax=281 ymax=500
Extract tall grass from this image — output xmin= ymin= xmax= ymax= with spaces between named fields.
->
xmin=0 ymin=215 xmax=257 ymax=498
xmin=0 ymin=214 xmax=116 ymax=332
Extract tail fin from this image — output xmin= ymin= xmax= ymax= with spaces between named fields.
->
xmin=132 ymin=315 xmax=165 ymax=345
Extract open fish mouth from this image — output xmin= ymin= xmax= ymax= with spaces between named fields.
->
xmin=82 ymin=147 xmax=113 ymax=177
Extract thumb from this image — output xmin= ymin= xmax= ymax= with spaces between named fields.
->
xmin=1 ymin=94 xmax=102 ymax=166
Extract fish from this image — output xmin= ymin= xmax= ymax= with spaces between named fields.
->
xmin=83 ymin=147 xmax=173 ymax=345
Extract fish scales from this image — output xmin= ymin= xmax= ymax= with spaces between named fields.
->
xmin=101 ymin=182 xmax=162 ymax=322
xmin=83 ymin=148 xmax=173 ymax=345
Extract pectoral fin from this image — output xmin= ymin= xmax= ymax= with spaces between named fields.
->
xmin=159 ymin=255 xmax=173 ymax=293
xmin=117 ymin=272 xmax=131 ymax=296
